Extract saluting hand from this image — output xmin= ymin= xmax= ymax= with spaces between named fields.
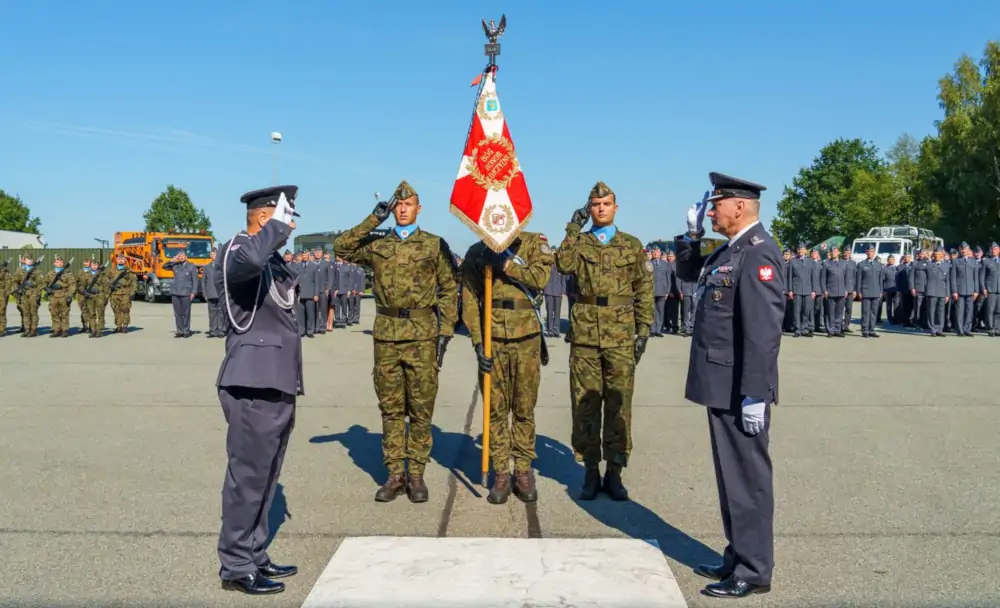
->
xmin=570 ymin=205 xmax=590 ymax=228
xmin=686 ymin=191 xmax=709 ymax=236
xmin=372 ymin=199 xmax=396 ymax=223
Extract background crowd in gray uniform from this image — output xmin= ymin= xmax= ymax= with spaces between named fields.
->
xmin=283 ymin=247 xmax=365 ymax=338
xmin=781 ymin=240 xmax=1000 ymax=338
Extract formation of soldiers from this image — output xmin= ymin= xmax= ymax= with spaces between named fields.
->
xmin=780 ymin=240 xmax=1000 ymax=337
xmin=281 ymin=248 xmax=365 ymax=337
xmin=0 ymin=253 xmax=137 ymax=337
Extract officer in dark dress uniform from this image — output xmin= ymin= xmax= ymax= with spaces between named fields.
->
xmin=215 ymin=185 xmax=302 ymax=595
xmin=674 ymin=173 xmax=781 ymax=599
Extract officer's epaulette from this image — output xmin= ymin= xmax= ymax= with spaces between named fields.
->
xmin=749 ymin=235 xmax=764 ymax=247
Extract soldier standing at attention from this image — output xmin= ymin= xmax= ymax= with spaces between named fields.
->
xmin=912 ymin=250 xmax=928 ymax=328
xmin=781 ymin=249 xmax=793 ymax=333
xmin=314 ymin=249 xmax=331 ymax=335
xmin=674 ymin=173 xmax=782 ymax=599
xmin=334 ymin=257 xmax=350 ymax=329
xmin=164 ymin=252 xmax=197 ymax=337
xmin=461 ymin=231 xmax=554 ymax=504
xmin=981 ymin=242 xmax=1000 ymax=335
xmin=664 ymin=249 xmax=680 ymax=334
xmin=201 ymin=249 xmax=226 ymax=337
xmin=83 ymin=261 xmax=110 ymax=338
xmin=856 ymin=244 xmax=884 ymax=337
xmin=842 ymin=248 xmax=857 ymax=332
xmin=352 ymin=262 xmax=364 ymax=325
xmin=924 ymin=247 xmax=950 ymax=336
xmin=43 ymin=255 xmax=76 ymax=337
xmin=651 ymin=248 xmax=669 ymax=337
xmin=555 ymin=181 xmax=653 ymax=501
xmin=879 ymin=254 xmax=897 ymax=325
xmin=214 ymin=185 xmax=301 ymax=595
xmin=787 ymin=243 xmax=814 ymax=338
xmin=950 ymin=241 xmax=979 ymax=336
xmin=335 ymin=180 xmax=458 ymax=503
xmin=820 ymin=245 xmax=847 ymax=337
xmin=810 ymin=248 xmax=825 ymax=334
xmin=296 ymin=249 xmax=318 ymax=338
xmin=107 ymin=253 xmax=138 ymax=333
xmin=542 ymin=261 xmax=565 ymax=337
xmin=973 ymin=245 xmax=986 ymax=330
xmin=0 ymin=258 xmax=11 ymax=336
xmin=12 ymin=254 xmax=44 ymax=337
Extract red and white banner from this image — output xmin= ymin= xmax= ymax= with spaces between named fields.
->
xmin=449 ymin=70 xmax=532 ymax=253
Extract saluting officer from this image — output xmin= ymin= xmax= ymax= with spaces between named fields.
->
xmin=215 ymin=185 xmax=302 ymax=595
xmin=555 ymin=181 xmax=653 ymax=502
xmin=164 ymin=252 xmax=198 ymax=337
xmin=981 ymin=242 xmax=1000 ymax=335
xmin=675 ymin=173 xmax=782 ymax=599
xmin=856 ymin=244 xmax=884 ymax=337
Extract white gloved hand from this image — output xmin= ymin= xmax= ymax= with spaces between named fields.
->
xmin=740 ymin=397 xmax=766 ymax=436
xmin=686 ymin=191 xmax=709 ymax=236
xmin=272 ymin=192 xmax=295 ymax=227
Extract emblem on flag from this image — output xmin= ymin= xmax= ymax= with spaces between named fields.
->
xmin=758 ymin=265 xmax=774 ymax=281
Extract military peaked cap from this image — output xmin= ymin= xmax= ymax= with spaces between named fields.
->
xmin=959 ymin=240 xmax=969 ymax=249
xmin=707 ymin=172 xmax=766 ymax=201
xmin=797 ymin=242 xmax=807 ymax=249
xmin=240 ymin=185 xmax=300 ymax=217
xmin=992 ymin=242 xmax=999 ymax=249
xmin=393 ymin=180 xmax=418 ymax=200
xmin=974 ymin=245 xmax=983 ymax=253
xmin=589 ymin=181 xmax=614 ymax=200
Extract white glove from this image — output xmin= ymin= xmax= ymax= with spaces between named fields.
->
xmin=686 ymin=191 xmax=709 ymax=236
xmin=740 ymin=397 xmax=766 ymax=436
xmin=272 ymin=192 xmax=295 ymax=226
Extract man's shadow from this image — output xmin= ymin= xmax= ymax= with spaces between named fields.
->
xmin=533 ymin=433 xmax=720 ymax=570
xmin=264 ymin=482 xmax=289 ymax=549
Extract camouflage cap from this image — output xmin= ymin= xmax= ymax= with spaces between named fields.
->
xmin=589 ymin=181 xmax=614 ymax=200
xmin=53 ymin=255 xmax=63 ymax=261
xmin=393 ymin=180 xmax=418 ymax=200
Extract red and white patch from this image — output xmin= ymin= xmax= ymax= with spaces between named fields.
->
xmin=758 ymin=265 xmax=774 ymax=281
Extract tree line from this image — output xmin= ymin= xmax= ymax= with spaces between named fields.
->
xmin=771 ymin=40 xmax=1000 ymax=249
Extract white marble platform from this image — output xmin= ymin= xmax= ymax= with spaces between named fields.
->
xmin=300 ymin=536 xmax=688 ymax=608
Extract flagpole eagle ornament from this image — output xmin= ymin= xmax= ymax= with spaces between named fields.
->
xmin=450 ymin=14 xmax=534 ymax=486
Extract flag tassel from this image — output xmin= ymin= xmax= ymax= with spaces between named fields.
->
xmin=481 ymin=265 xmax=493 ymax=487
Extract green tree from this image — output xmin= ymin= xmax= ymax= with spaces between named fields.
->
xmin=918 ymin=41 xmax=1000 ymax=244
xmin=0 ymin=190 xmax=42 ymax=233
xmin=143 ymin=185 xmax=213 ymax=235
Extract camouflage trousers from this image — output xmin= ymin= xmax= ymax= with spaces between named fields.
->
xmin=48 ymin=295 xmax=73 ymax=333
xmin=75 ymin=294 xmax=89 ymax=329
xmin=373 ymin=339 xmax=439 ymax=476
xmin=479 ymin=335 xmax=540 ymax=473
xmin=110 ymin=294 xmax=133 ymax=328
xmin=17 ymin=295 xmax=41 ymax=332
xmin=86 ymin=296 xmax=108 ymax=333
xmin=569 ymin=344 xmax=635 ymax=468
xmin=0 ymin=292 xmax=9 ymax=333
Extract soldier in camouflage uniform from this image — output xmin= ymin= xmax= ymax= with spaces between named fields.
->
xmin=75 ymin=258 xmax=93 ymax=333
xmin=556 ymin=182 xmax=654 ymax=501
xmin=82 ymin=261 xmax=110 ymax=338
xmin=0 ymin=259 xmax=11 ymax=336
xmin=11 ymin=253 xmax=45 ymax=336
xmin=43 ymin=255 xmax=77 ymax=337
xmin=461 ymin=231 xmax=555 ymax=504
xmin=335 ymin=180 xmax=459 ymax=503
xmin=107 ymin=252 xmax=138 ymax=333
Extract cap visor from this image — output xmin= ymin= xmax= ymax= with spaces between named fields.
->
xmin=706 ymin=193 xmax=726 ymax=201
xmin=293 ymin=211 xmax=301 ymax=217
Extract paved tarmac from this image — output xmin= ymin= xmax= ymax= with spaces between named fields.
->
xmin=1 ymin=300 xmax=998 ymax=607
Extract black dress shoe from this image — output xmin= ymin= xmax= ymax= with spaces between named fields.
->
xmin=221 ymin=572 xmax=285 ymax=595
xmin=702 ymin=575 xmax=770 ymax=599
xmin=258 ymin=561 xmax=297 ymax=579
xmin=693 ymin=563 xmax=732 ymax=581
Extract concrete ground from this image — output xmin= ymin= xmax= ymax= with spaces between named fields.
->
xmin=1 ymin=301 xmax=998 ymax=607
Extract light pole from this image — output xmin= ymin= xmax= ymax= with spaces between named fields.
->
xmin=94 ymin=237 xmax=109 ymax=264
xmin=270 ymin=131 xmax=282 ymax=185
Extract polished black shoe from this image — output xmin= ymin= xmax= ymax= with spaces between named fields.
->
xmin=221 ymin=572 xmax=285 ymax=595
xmin=693 ymin=563 xmax=732 ymax=581
xmin=702 ymin=575 xmax=770 ymax=599
xmin=258 ymin=561 xmax=297 ymax=579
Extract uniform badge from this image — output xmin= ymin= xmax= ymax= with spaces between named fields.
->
xmin=539 ymin=234 xmax=548 ymax=241
xmin=717 ymin=265 xmax=733 ymax=273
xmin=540 ymin=243 xmax=552 ymax=255
xmin=645 ymin=260 xmax=654 ymax=273
xmin=750 ymin=235 xmax=763 ymax=246
xmin=712 ymin=290 xmax=722 ymax=302
xmin=758 ymin=265 xmax=774 ymax=281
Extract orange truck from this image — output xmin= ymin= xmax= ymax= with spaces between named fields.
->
xmin=114 ymin=231 xmax=215 ymax=302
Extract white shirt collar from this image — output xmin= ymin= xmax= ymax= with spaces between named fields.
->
xmin=728 ymin=220 xmax=760 ymax=247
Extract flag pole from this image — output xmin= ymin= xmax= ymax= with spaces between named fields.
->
xmin=481 ymin=265 xmax=493 ymax=487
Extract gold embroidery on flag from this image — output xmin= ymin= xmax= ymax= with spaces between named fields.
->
xmin=483 ymin=204 xmax=514 ymax=235
xmin=466 ymin=134 xmax=520 ymax=191
xmin=477 ymin=92 xmax=504 ymax=122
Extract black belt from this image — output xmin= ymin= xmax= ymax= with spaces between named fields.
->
xmin=491 ymin=299 xmax=535 ymax=310
xmin=376 ymin=306 xmax=436 ymax=319
xmin=575 ymin=295 xmax=633 ymax=306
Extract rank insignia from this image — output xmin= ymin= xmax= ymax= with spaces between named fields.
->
xmin=540 ymin=243 xmax=552 ymax=255
xmin=645 ymin=260 xmax=654 ymax=273
xmin=712 ymin=290 xmax=722 ymax=302
xmin=750 ymin=235 xmax=763 ymax=246
xmin=717 ymin=265 xmax=733 ymax=273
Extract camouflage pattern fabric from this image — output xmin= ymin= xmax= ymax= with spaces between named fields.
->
xmin=373 ymin=339 xmax=439 ymax=475
xmin=107 ymin=267 xmax=137 ymax=329
xmin=480 ymin=336 xmax=541 ymax=473
xmin=11 ymin=267 xmax=44 ymax=333
xmin=335 ymin=214 xmax=458 ymax=341
xmin=0 ymin=268 xmax=10 ymax=332
xmin=556 ymin=224 xmax=654 ymax=347
xmin=569 ymin=343 xmax=634 ymax=467
xmin=75 ymin=269 xmax=91 ymax=330
xmin=83 ymin=271 xmax=110 ymax=335
xmin=44 ymin=268 xmax=77 ymax=334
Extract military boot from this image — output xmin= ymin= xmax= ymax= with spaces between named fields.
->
xmin=374 ymin=473 xmax=406 ymax=502
xmin=406 ymin=473 xmax=429 ymax=503
xmin=487 ymin=472 xmax=512 ymax=505
xmin=513 ymin=470 xmax=538 ymax=503
xmin=579 ymin=466 xmax=601 ymax=501
xmin=602 ymin=465 xmax=629 ymax=502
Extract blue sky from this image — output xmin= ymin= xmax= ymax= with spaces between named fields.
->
xmin=3 ymin=0 xmax=999 ymax=252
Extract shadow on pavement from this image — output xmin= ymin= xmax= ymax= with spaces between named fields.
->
xmin=265 ymin=482 xmax=290 ymax=549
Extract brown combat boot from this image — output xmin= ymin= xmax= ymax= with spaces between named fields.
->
xmin=374 ymin=473 xmax=406 ymax=502
xmin=513 ymin=470 xmax=538 ymax=503
xmin=487 ymin=472 xmax=512 ymax=505
xmin=406 ymin=473 xmax=428 ymax=503
xmin=579 ymin=466 xmax=601 ymax=501
xmin=602 ymin=465 xmax=629 ymax=502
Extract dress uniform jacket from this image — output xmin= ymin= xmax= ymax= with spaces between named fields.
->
xmin=820 ymin=259 xmax=847 ymax=296
xmin=950 ymin=257 xmax=980 ymax=296
xmin=855 ymin=259 xmax=884 ymax=298
xmin=168 ymin=261 xmax=199 ymax=296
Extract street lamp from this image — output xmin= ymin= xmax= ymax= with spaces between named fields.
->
xmin=270 ymin=131 xmax=282 ymax=185
xmin=94 ymin=237 xmax=109 ymax=264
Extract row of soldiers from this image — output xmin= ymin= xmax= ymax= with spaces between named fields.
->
xmin=782 ymin=240 xmax=1000 ymax=337
xmin=282 ymin=248 xmax=365 ymax=337
xmin=0 ymin=253 xmax=137 ymax=337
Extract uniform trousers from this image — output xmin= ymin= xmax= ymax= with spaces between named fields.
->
xmin=680 ymin=297 xmax=694 ymax=333
xmin=986 ymin=293 xmax=1000 ymax=331
xmin=825 ymin=296 xmax=845 ymax=334
xmin=569 ymin=344 xmax=634 ymax=468
xmin=860 ymin=296 xmax=879 ymax=334
xmin=481 ymin=335 xmax=540 ymax=473
xmin=813 ymin=297 xmax=825 ymax=332
xmin=316 ymin=292 xmax=329 ymax=332
xmin=878 ymin=291 xmax=896 ymax=323
xmin=912 ymin=294 xmax=925 ymax=327
xmin=652 ymin=296 xmax=665 ymax=335
xmin=708 ymin=403 xmax=774 ymax=587
xmin=353 ymin=294 xmax=362 ymax=323
xmin=373 ymin=339 xmax=439 ymax=476
xmin=75 ymin=294 xmax=89 ymax=330
xmin=171 ymin=295 xmax=192 ymax=334
xmin=335 ymin=294 xmax=349 ymax=326
xmin=666 ymin=298 xmax=680 ymax=332
xmin=843 ymin=297 xmax=854 ymax=330
xmin=17 ymin=295 xmax=41 ymax=332
xmin=953 ymin=295 xmax=974 ymax=335
xmin=217 ymin=386 xmax=295 ymax=580
xmin=926 ymin=296 xmax=946 ymax=334
xmin=545 ymin=295 xmax=563 ymax=334
xmin=205 ymin=298 xmax=225 ymax=335
xmin=793 ymin=295 xmax=812 ymax=333
xmin=0 ymin=291 xmax=9 ymax=333
xmin=87 ymin=296 xmax=109 ymax=333
xmin=297 ymin=298 xmax=315 ymax=336
xmin=49 ymin=295 xmax=73 ymax=333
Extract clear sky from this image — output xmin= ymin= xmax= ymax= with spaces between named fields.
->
xmin=3 ymin=0 xmax=999 ymax=252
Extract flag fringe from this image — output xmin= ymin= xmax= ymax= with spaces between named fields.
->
xmin=449 ymin=204 xmax=532 ymax=253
